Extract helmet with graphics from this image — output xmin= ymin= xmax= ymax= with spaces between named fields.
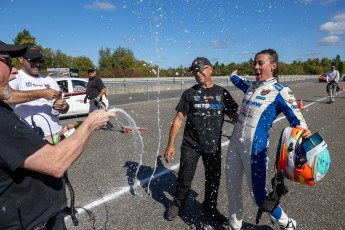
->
xmin=276 ymin=127 xmax=330 ymax=186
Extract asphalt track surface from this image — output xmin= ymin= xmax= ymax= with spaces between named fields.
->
xmin=60 ymin=80 xmax=345 ymax=230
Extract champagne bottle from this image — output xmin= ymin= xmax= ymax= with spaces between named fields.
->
xmin=51 ymin=91 xmax=63 ymax=116
xmin=60 ymin=122 xmax=83 ymax=140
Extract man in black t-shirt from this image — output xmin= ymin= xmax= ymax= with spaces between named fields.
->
xmin=84 ymin=68 xmax=114 ymax=130
xmin=0 ymin=41 xmax=115 ymax=230
xmin=164 ymin=57 xmax=239 ymax=225
xmin=85 ymin=68 xmax=107 ymax=112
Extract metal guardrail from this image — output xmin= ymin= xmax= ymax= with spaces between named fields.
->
xmin=103 ymin=75 xmax=319 ymax=88
xmin=104 ymin=77 xmax=231 ymax=87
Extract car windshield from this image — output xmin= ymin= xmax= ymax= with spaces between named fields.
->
xmin=72 ymin=80 xmax=87 ymax=92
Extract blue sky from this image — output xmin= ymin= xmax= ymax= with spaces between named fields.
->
xmin=0 ymin=0 xmax=344 ymax=69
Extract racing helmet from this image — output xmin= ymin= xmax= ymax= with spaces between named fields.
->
xmin=276 ymin=127 xmax=331 ymax=186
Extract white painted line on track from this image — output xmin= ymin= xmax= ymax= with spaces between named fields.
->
xmin=76 ymin=95 xmax=329 ymax=214
xmin=78 ymin=163 xmax=180 ymax=212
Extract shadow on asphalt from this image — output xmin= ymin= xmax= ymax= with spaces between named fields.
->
xmin=241 ymin=222 xmax=274 ymax=230
xmin=122 ymin=156 xmax=275 ymax=230
xmin=123 ymin=156 xmax=239 ymax=230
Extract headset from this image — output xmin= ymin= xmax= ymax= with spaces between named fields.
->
xmin=30 ymin=114 xmax=50 ymax=140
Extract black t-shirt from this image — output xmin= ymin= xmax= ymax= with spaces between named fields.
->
xmin=0 ymin=102 xmax=65 ymax=229
xmin=86 ymin=76 xmax=106 ymax=100
xmin=176 ymin=84 xmax=238 ymax=153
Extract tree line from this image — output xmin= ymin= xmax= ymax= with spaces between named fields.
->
xmin=12 ymin=29 xmax=344 ymax=78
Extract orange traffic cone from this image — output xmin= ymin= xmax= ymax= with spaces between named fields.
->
xmin=341 ymin=85 xmax=344 ymax=92
xmin=298 ymin=98 xmax=304 ymax=110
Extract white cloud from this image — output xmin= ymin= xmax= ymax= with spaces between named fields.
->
xmin=209 ymin=40 xmax=228 ymax=48
xmin=300 ymin=0 xmax=313 ymax=4
xmin=305 ymin=50 xmax=322 ymax=56
xmin=320 ymin=21 xmax=345 ymax=34
xmin=318 ymin=35 xmax=345 ymax=45
xmin=318 ymin=11 xmax=345 ymax=46
xmin=320 ymin=0 xmax=339 ymax=4
xmin=334 ymin=12 xmax=345 ymax=21
xmin=84 ymin=1 xmax=116 ymax=11
xmin=240 ymin=51 xmax=252 ymax=55
xmin=319 ymin=12 xmax=345 ymax=35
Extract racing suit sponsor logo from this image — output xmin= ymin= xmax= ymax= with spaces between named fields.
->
xmin=25 ymin=82 xmax=32 ymax=87
xmin=244 ymin=99 xmax=262 ymax=107
xmin=273 ymin=83 xmax=284 ymax=91
xmin=261 ymin=89 xmax=271 ymax=95
xmin=256 ymin=95 xmax=266 ymax=100
xmin=193 ymin=96 xmax=201 ymax=101
xmin=288 ymin=99 xmax=296 ymax=104
xmin=292 ymin=105 xmax=298 ymax=109
xmin=287 ymin=90 xmax=294 ymax=96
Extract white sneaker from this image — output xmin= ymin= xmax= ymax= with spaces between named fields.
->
xmin=280 ymin=218 xmax=297 ymax=230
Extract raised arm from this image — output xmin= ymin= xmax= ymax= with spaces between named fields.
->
xmin=5 ymin=88 xmax=60 ymax=104
xmin=22 ymin=109 xmax=116 ymax=177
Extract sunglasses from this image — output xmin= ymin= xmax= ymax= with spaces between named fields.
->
xmin=191 ymin=65 xmax=208 ymax=75
xmin=25 ymin=57 xmax=45 ymax=64
xmin=0 ymin=55 xmax=12 ymax=69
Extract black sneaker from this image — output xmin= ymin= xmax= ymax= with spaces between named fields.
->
xmin=165 ymin=205 xmax=180 ymax=221
xmin=203 ymin=208 xmax=229 ymax=225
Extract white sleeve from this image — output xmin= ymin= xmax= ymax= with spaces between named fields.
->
xmin=51 ymin=79 xmax=61 ymax=91
xmin=8 ymin=75 xmax=19 ymax=90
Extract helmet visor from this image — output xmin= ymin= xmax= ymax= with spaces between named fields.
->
xmin=301 ymin=132 xmax=326 ymax=161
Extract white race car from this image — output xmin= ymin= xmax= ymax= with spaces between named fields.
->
xmin=55 ymin=77 xmax=109 ymax=118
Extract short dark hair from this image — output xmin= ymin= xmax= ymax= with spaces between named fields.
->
xmin=255 ymin=49 xmax=279 ymax=76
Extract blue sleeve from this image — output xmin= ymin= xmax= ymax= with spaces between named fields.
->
xmin=275 ymin=86 xmax=308 ymax=129
xmin=230 ymin=75 xmax=249 ymax=93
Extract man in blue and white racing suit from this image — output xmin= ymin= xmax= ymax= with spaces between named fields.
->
xmin=226 ymin=49 xmax=312 ymax=230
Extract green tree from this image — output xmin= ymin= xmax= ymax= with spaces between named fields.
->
xmin=72 ymin=56 xmax=94 ymax=77
xmin=10 ymin=29 xmax=344 ymax=78
xmin=13 ymin=29 xmax=36 ymax=45
xmin=338 ymin=61 xmax=344 ymax=75
xmin=98 ymin=47 xmax=113 ymax=70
